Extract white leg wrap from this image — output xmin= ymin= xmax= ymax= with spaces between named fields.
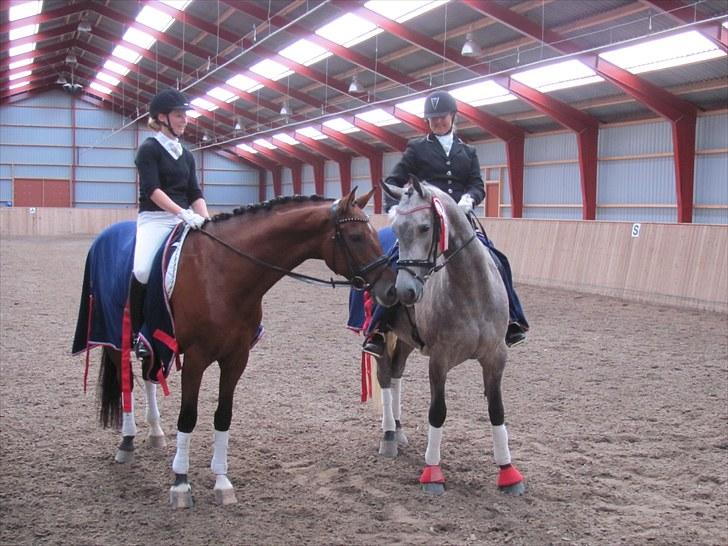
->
xmin=425 ymin=425 xmax=443 ymax=466
xmin=210 ymin=429 xmax=229 ymax=476
xmin=492 ymin=424 xmax=512 ymax=466
xmin=172 ymin=431 xmax=191 ymax=475
xmin=381 ymin=388 xmax=396 ymax=432
xmin=121 ymin=398 xmax=137 ymax=437
xmin=391 ymin=378 xmax=402 ymax=421
xmin=144 ymin=381 xmax=160 ymax=424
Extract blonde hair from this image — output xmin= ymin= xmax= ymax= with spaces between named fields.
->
xmin=147 ymin=117 xmax=162 ymax=131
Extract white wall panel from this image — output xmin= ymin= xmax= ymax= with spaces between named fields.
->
xmin=526 ymin=132 xmax=577 ymax=162
xmin=525 ymin=163 xmax=581 ymax=204
xmin=599 ymin=121 xmax=672 ymax=157
xmin=697 ymin=112 xmax=728 ymax=149
xmin=695 ymin=155 xmax=728 ymax=205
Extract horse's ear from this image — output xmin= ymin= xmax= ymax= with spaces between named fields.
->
xmin=355 ymin=187 xmax=375 ymax=209
xmin=381 ymin=181 xmax=403 ymax=201
xmin=409 ymin=174 xmax=423 ymax=197
xmin=340 ymin=186 xmax=358 ymax=212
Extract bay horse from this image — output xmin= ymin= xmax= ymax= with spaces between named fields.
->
xmin=74 ymin=189 xmax=397 ymax=508
xmin=372 ymin=179 xmax=525 ymax=495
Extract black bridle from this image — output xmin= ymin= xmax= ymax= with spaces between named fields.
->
xmin=198 ymin=201 xmax=389 ymax=291
xmin=396 ymin=202 xmax=476 ymax=285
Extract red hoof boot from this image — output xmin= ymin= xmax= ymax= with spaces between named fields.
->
xmin=497 ymin=464 xmax=526 ymax=495
xmin=420 ymin=465 xmax=446 ymax=495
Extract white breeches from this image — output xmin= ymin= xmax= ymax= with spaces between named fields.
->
xmin=132 ymin=211 xmax=179 ymax=284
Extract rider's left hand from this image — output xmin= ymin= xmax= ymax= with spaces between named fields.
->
xmin=458 ymin=194 xmax=474 ymax=214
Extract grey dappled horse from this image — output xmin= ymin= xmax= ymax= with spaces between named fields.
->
xmin=375 ymin=178 xmax=525 ymax=495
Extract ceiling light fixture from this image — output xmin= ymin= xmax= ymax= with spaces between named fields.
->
xmin=461 ymin=32 xmax=482 ymax=57
xmin=55 ymin=75 xmax=67 ymax=85
xmin=77 ymin=18 xmax=92 ymax=33
xmin=280 ymin=100 xmax=290 ymax=117
xmin=234 ymin=117 xmax=242 ymax=131
xmin=348 ymin=74 xmax=363 ymax=93
xmin=202 ymin=132 xmax=210 ymax=142
xmin=65 ymin=52 xmax=78 ymax=66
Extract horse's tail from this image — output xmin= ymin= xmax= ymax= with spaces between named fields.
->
xmin=97 ymin=347 xmax=122 ymax=429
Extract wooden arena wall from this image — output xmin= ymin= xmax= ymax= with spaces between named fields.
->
xmin=1 ymin=207 xmax=726 ymax=313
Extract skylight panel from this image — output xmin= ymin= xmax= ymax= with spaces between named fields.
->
xmin=323 ymin=118 xmax=360 ymax=133
xmin=9 ymin=58 xmax=34 ymax=70
xmin=90 ymin=81 xmax=113 ymax=95
xmin=207 ymin=87 xmax=236 ymax=102
xmin=278 ymin=39 xmax=332 ymax=67
xmin=190 ymin=97 xmax=218 ymax=111
xmin=237 ymin=143 xmax=257 ymax=154
xmin=9 ymin=80 xmax=30 ymax=90
xmin=186 ymin=110 xmax=201 ymax=118
xmin=136 ymin=5 xmax=175 ymax=33
xmin=296 ymin=126 xmax=327 ymax=140
xmin=9 ymin=43 xmax=35 ymax=57
xmin=123 ymin=27 xmax=156 ymax=50
xmin=599 ymin=30 xmax=725 ymax=74
xmin=96 ymin=72 xmax=120 ymax=87
xmin=273 ymin=133 xmax=299 ymax=145
xmin=355 ymin=108 xmax=401 ymax=126
xmin=450 ymin=80 xmax=515 ymax=106
xmin=103 ymin=59 xmax=131 ymax=76
xmin=112 ymin=44 xmax=142 ymax=64
xmin=364 ymin=0 xmax=449 ymax=23
xmin=315 ymin=13 xmax=383 ymax=48
xmin=9 ymin=70 xmax=32 ymax=81
xmin=249 ymin=59 xmax=293 ymax=81
xmin=9 ymin=1 xmax=43 ymax=21
xmin=161 ymin=0 xmax=192 ymax=10
xmin=511 ymin=59 xmax=602 ymax=92
xmin=395 ymin=97 xmax=425 ymax=117
xmin=226 ymin=74 xmax=263 ymax=93
xmin=9 ymin=24 xmax=38 ymax=41
xmin=254 ymin=139 xmax=277 ymax=150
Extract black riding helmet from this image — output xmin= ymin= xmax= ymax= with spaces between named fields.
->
xmin=149 ymin=89 xmax=190 ymax=119
xmin=423 ymin=90 xmax=457 ymax=119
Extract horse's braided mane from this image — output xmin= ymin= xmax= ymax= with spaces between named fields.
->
xmin=210 ymin=194 xmax=333 ymax=223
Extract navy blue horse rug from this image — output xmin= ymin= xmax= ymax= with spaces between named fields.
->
xmin=72 ymin=221 xmax=182 ymax=409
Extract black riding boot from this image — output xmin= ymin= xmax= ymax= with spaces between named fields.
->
xmin=128 ymin=277 xmax=149 ymax=359
xmin=362 ymin=306 xmax=397 ymax=358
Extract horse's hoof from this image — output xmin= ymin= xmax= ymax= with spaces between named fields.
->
xmin=169 ymin=484 xmax=193 ymax=509
xmin=421 ymin=483 xmax=445 ymax=495
xmin=499 ymin=481 xmax=526 ymax=496
xmin=379 ymin=439 xmax=398 ymax=458
xmin=395 ymin=429 xmax=409 ymax=448
xmin=147 ymin=435 xmax=167 ymax=449
xmin=214 ymin=487 xmax=237 ymax=505
xmin=213 ymin=475 xmax=237 ymax=506
xmin=114 ymin=449 xmax=134 ymax=464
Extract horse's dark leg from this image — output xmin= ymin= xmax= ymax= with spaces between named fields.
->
xmin=420 ymin=359 xmax=448 ymax=495
xmin=208 ymin=354 xmax=248 ymax=505
xmin=169 ymin=354 xmax=206 ymax=509
xmin=377 ymin=338 xmax=413 ymax=458
xmin=481 ymin=355 xmax=525 ymax=496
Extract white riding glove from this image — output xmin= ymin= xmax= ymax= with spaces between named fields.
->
xmin=458 ymin=194 xmax=474 ymax=214
xmin=177 ymin=209 xmax=206 ymax=230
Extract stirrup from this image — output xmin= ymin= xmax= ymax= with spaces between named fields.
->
xmin=362 ymin=333 xmax=385 ymax=358
xmin=134 ymin=335 xmax=150 ymax=359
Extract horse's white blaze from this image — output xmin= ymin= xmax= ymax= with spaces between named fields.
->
xmin=381 ymin=388 xmax=396 ymax=432
xmin=492 ymin=424 xmax=511 ymax=466
xmin=143 ymin=380 xmax=160 ymax=424
xmin=121 ymin=398 xmax=137 ymax=437
xmin=172 ymin=431 xmax=191 ymax=474
xmin=391 ymin=378 xmax=402 ymax=421
xmin=210 ymin=429 xmax=229 ymax=475
xmin=425 ymin=425 xmax=443 ymax=465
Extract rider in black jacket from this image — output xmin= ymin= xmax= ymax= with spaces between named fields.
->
xmin=363 ymin=90 xmax=529 ymax=356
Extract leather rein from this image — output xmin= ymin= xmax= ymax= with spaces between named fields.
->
xmin=198 ymin=202 xmax=388 ymax=291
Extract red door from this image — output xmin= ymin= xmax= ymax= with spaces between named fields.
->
xmin=485 ymin=182 xmax=500 ymax=218
xmin=13 ymin=178 xmax=71 ymax=207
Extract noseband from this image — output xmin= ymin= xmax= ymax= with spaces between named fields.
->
xmin=331 ymin=205 xmax=389 ymax=291
xmin=396 ymin=201 xmax=476 ymax=285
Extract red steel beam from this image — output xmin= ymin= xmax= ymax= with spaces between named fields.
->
xmin=270 ymin=137 xmax=326 ymax=194
xmin=294 ymin=132 xmax=352 ymax=197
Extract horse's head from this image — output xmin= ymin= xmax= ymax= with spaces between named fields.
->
xmin=382 ymin=177 xmax=466 ymax=306
xmin=328 ymin=187 xmax=397 ymax=307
